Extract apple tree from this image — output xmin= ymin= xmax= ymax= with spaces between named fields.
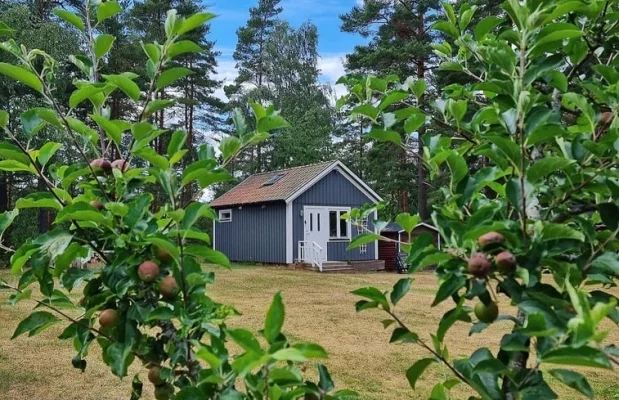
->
xmin=341 ymin=0 xmax=619 ymax=398
xmin=0 ymin=2 xmax=354 ymax=399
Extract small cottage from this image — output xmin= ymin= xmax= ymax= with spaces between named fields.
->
xmin=211 ymin=161 xmax=384 ymax=271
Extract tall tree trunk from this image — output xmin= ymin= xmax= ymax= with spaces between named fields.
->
xmin=416 ymin=4 xmax=429 ymax=220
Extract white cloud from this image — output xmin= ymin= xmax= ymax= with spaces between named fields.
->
xmin=318 ymin=53 xmax=348 ymax=101
xmin=213 ymin=60 xmax=238 ymax=102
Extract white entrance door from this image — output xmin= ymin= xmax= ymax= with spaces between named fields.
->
xmin=303 ymin=206 xmax=328 ymax=262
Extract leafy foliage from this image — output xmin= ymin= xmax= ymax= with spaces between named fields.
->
xmin=0 ymin=3 xmax=351 ymax=399
xmin=343 ymin=0 xmax=619 ymax=397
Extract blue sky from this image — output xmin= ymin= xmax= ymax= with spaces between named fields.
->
xmin=208 ymin=0 xmax=367 ymax=99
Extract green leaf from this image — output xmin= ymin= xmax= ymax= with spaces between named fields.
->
xmin=446 ymin=152 xmax=467 ymax=187
xmin=0 ymin=209 xmax=18 ymax=238
xmin=590 ymin=253 xmax=619 ymax=276
xmin=535 ymin=23 xmax=583 ymax=47
xmin=411 ymin=79 xmax=427 ymax=100
xmin=593 ymin=65 xmax=619 ymax=85
xmin=257 ymin=114 xmax=290 ymax=132
xmin=598 ymin=203 xmax=619 ymax=231
xmin=97 ymin=1 xmax=122 ymax=22
xmin=12 ymin=311 xmax=60 ymax=338
xmin=549 ymin=369 xmax=593 ymax=399
xmin=293 ymin=343 xmax=328 ymax=359
xmin=195 ymin=343 xmax=222 ymax=368
xmin=94 ymin=34 xmax=115 ymax=59
xmin=53 ymin=9 xmax=85 ymax=31
xmin=390 ymin=327 xmax=419 ymax=343
xmin=227 ymin=328 xmax=262 ymax=354
xmin=103 ymin=341 xmax=134 ymax=377
xmin=144 ymin=99 xmax=175 ymax=117
xmin=367 ymin=129 xmax=402 ymax=145
xmin=0 ymin=142 xmax=31 ymax=165
xmin=264 ymin=292 xmax=285 ymax=343
xmin=351 ymin=287 xmax=389 ymax=310
xmin=219 ymin=136 xmax=242 ymax=160
xmin=474 ymin=16 xmax=503 ymax=40
xmin=318 ymin=364 xmax=335 ymax=392
xmin=542 ymin=346 xmax=611 ymax=369
xmin=167 ymin=40 xmax=203 ymax=58
xmin=352 ymin=104 xmax=379 ymax=120
xmin=8 ymin=288 xmax=32 ymax=305
xmin=406 ymin=358 xmax=436 ymax=389
xmin=527 ymin=157 xmax=574 ymax=183
xmin=0 ymin=22 xmax=15 ymax=37
xmin=347 ymin=233 xmax=380 ymax=250
xmin=0 ymin=110 xmax=9 ymax=128
xmin=167 ymin=130 xmax=187 ymax=157
xmin=232 ymin=108 xmax=247 ymax=136
xmin=391 ymin=278 xmax=412 ymax=306
xmin=404 ymin=113 xmax=427 ymax=134
xmin=271 ymin=348 xmax=307 ymax=362
xmin=177 ymin=12 xmax=216 ymax=35
xmin=156 ymin=67 xmax=193 ymax=90
xmin=90 ymin=115 xmax=122 ymax=146
xmin=144 ymin=237 xmax=179 ymax=264
xmin=488 ymin=136 xmax=521 ymax=169
xmin=432 ymin=274 xmax=465 ymax=306
xmin=0 ymin=63 xmax=43 ymax=93
xmin=134 ymin=147 xmax=169 ymax=169
xmin=69 ymin=84 xmax=106 ymax=109
xmin=0 ymin=160 xmax=35 ymax=173
xmin=38 ymin=142 xmax=62 ymax=167
xmin=56 ymin=202 xmax=110 ymax=227
xmin=16 ymin=192 xmax=62 ymax=211
xmin=184 ymin=244 xmax=230 ymax=267
xmin=102 ymin=74 xmax=140 ymax=102
xmin=541 ymin=223 xmax=585 ymax=242
xmin=378 ymin=91 xmax=409 ymax=110
xmin=433 ymin=20 xmax=459 ymax=38
xmin=396 ymin=213 xmax=420 ymax=234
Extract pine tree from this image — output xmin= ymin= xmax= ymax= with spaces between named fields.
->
xmin=340 ymin=0 xmax=441 ymax=219
xmin=226 ymin=0 xmax=283 ymax=173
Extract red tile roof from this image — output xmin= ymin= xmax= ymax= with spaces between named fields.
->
xmin=210 ymin=161 xmax=337 ymax=207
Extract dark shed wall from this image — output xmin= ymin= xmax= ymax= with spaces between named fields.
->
xmin=214 ymin=202 xmax=286 ymax=264
xmin=292 ymin=169 xmax=377 ymax=261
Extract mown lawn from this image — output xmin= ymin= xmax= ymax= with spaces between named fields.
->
xmin=0 ymin=266 xmax=618 ymax=400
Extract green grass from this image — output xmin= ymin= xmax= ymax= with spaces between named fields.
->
xmin=1 ymin=266 xmax=618 ymax=399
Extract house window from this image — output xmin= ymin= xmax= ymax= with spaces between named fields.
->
xmin=329 ymin=209 xmax=350 ymax=240
xmin=262 ymin=173 xmax=286 ymax=186
xmin=359 ymin=217 xmax=369 ymax=254
xmin=218 ymin=209 xmax=232 ymax=222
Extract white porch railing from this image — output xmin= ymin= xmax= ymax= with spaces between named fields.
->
xmin=298 ymin=241 xmax=324 ymax=272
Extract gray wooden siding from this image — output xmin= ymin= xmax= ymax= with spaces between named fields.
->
xmin=292 ymin=169 xmax=376 ymax=261
xmin=213 ymin=202 xmax=286 ymax=264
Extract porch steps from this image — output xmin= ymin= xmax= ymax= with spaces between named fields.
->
xmin=295 ymin=260 xmax=385 ymax=273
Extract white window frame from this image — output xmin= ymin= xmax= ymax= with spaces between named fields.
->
xmin=328 ymin=207 xmax=351 ymax=241
xmin=218 ymin=209 xmax=232 ymax=223
xmin=359 ymin=217 xmax=369 ymax=254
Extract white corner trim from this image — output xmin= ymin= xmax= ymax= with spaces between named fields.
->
xmin=212 ymin=219 xmax=216 ymax=250
xmin=416 ymin=222 xmax=439 ymax=232
xmin=285 ymin=161 xmax=383 ymax=204
xmin=374 ymin=209 xmax=379 ymax=260
xmin=286 ymin=202 xmax=293 ymax=264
